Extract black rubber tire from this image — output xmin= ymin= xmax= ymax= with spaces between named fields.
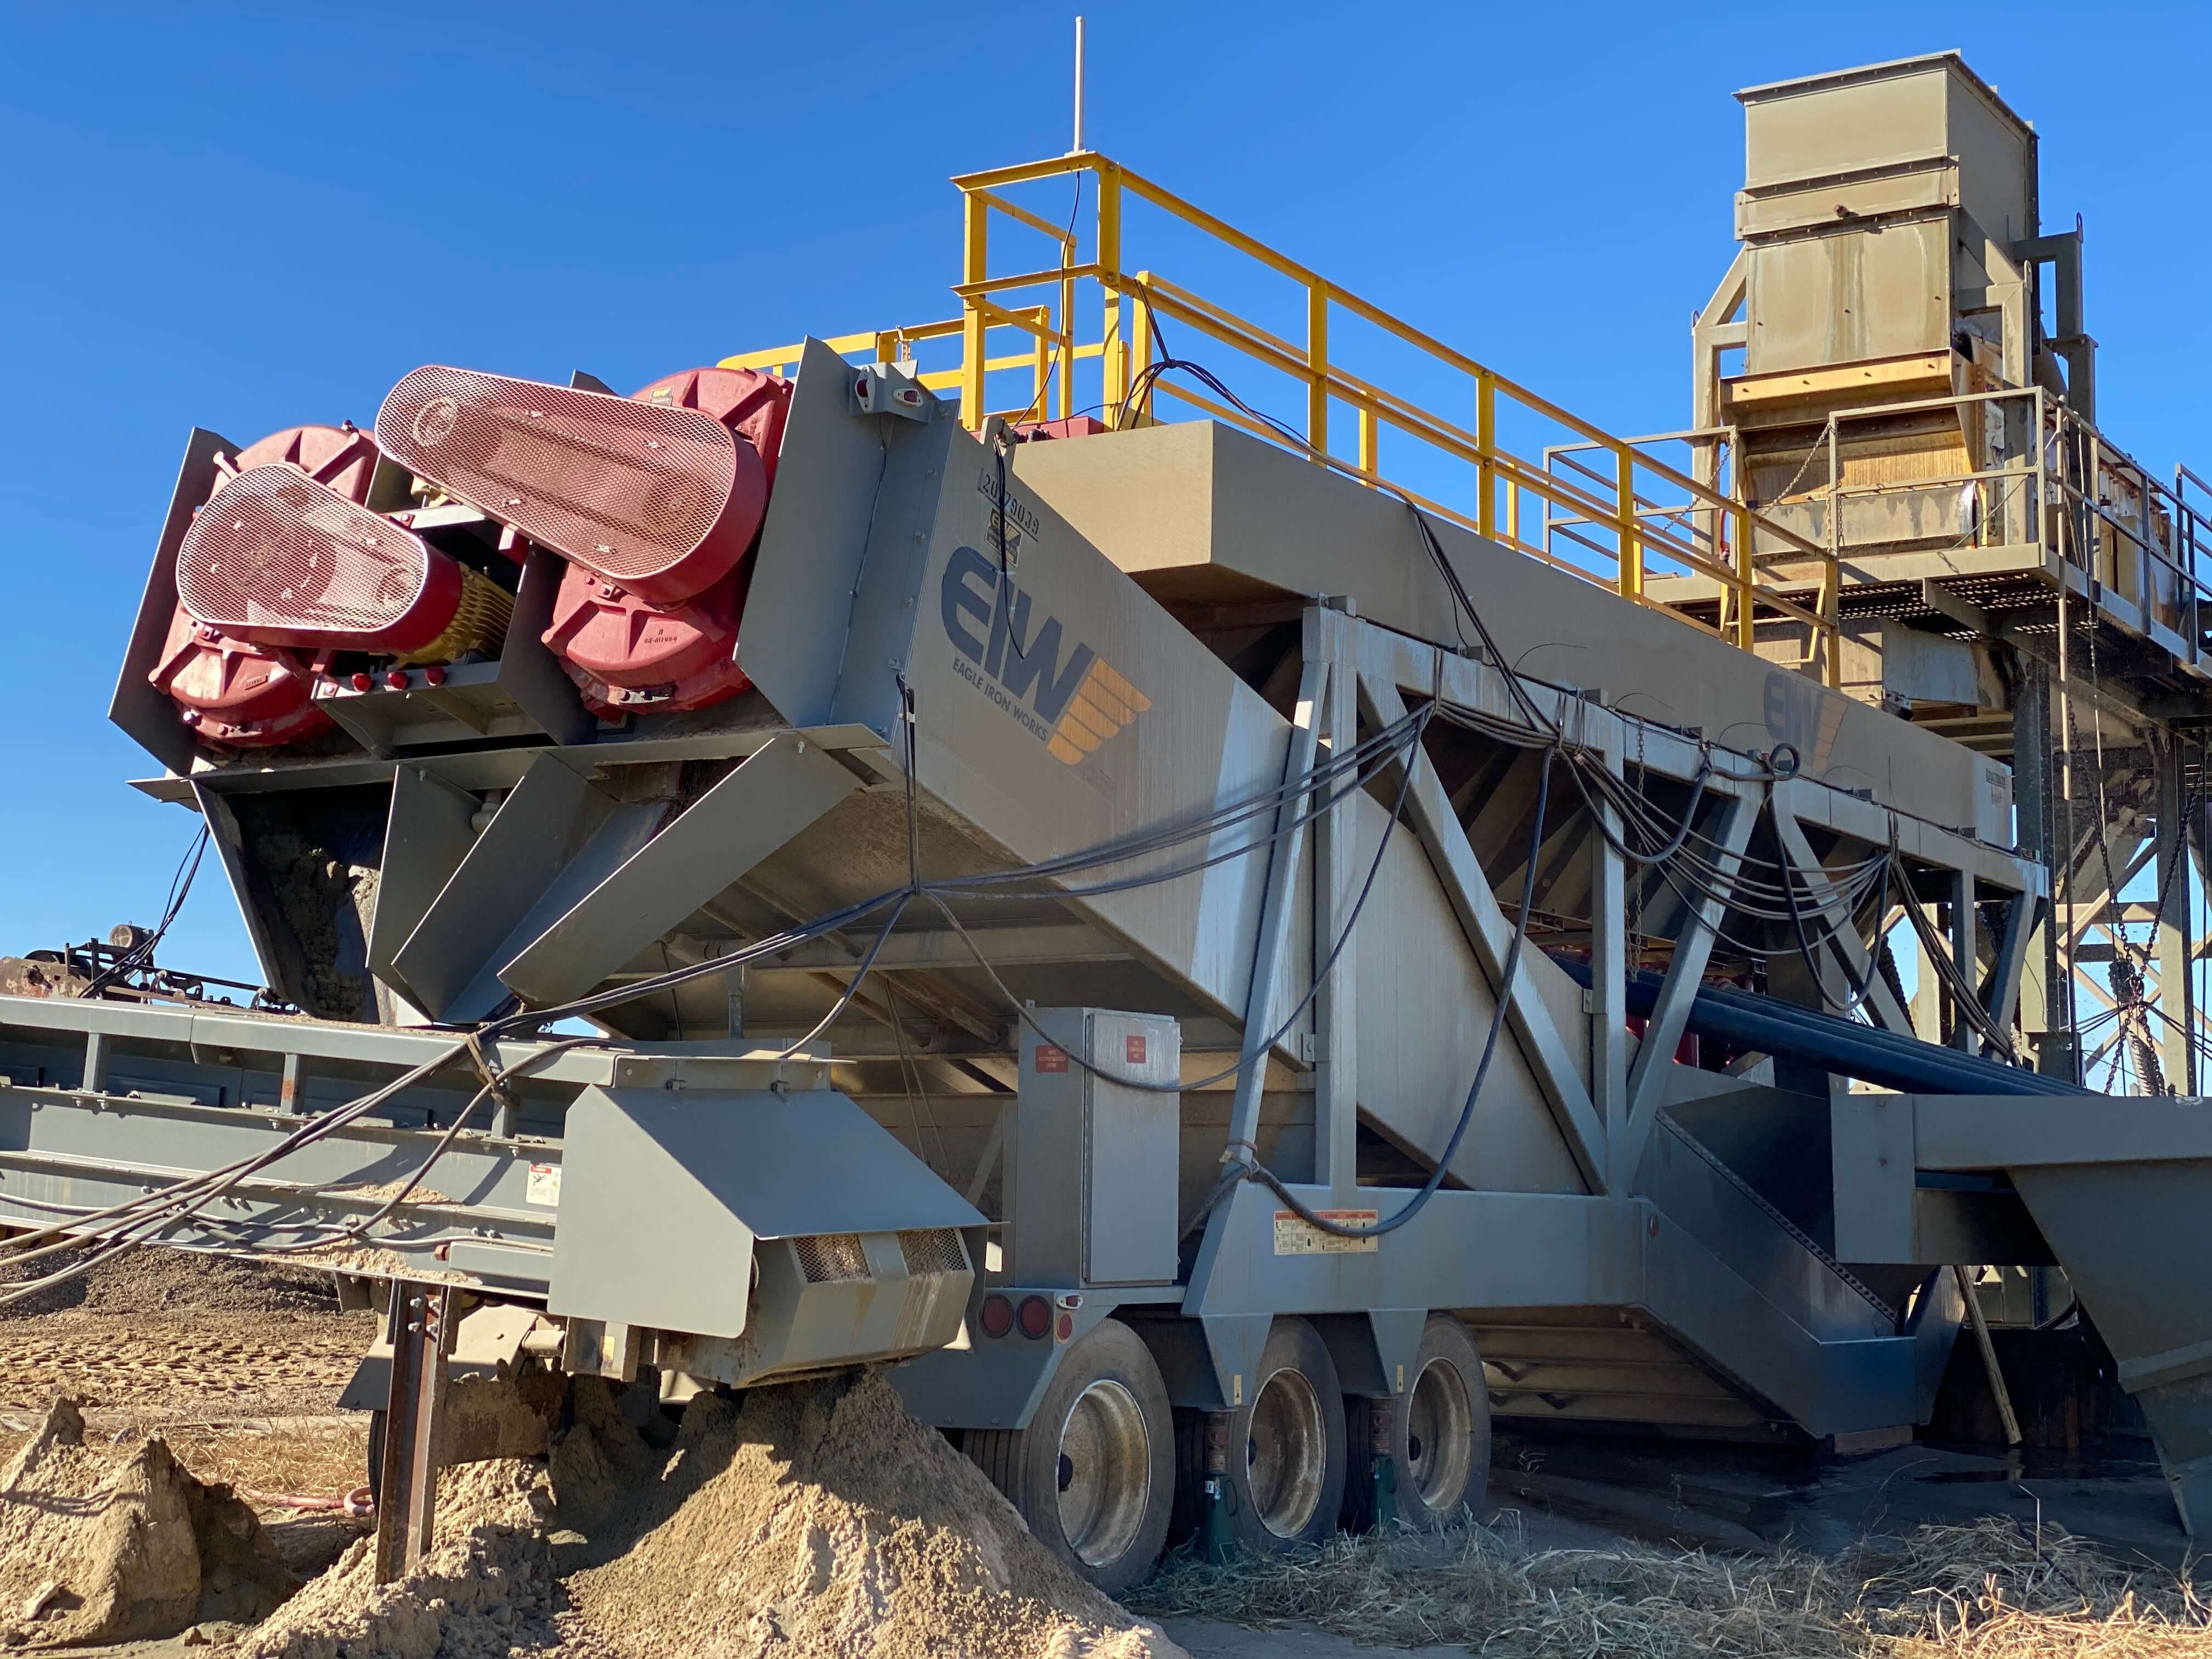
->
xmin=1173 ymin=1317 xmax=1348 ymax=1558
xmin=965 ymin=1318 xmax=1175 ymax=1596
xmin=1342 ymin=1315 xmax=1489 ymax=1531
xmin=1340 ymin=1395 xmax=1381 ymax=1531
xmin=1168 ymin=1407 xmax=1207 ymax=1545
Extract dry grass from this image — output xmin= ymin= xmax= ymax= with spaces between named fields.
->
xmin=0 ymin=1413 xmax=368 ymax=1508
xmin=1130 ymin=1515 xmax=2212 ymax=1656
xmin=155 ymin=1417 xmax=370 ymax=1503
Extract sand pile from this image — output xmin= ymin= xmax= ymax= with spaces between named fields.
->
xmin=0 ymin=1398 xmax=297 ymax=1646
xmin=222 ymin=1370 xmax=1178 ymax=1657
xmin=236 ymin=1459 xmax=561 ymax=1659
xmin=5 ymin=1365 xmax=1180 ymax=1656
xmin=559 ymin=1370 xmax=1182 ymax=1659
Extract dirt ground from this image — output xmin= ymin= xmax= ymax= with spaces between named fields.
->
xmin=0 ymin=1246 xmax=377 ymax=1594
xmin=1 ymin=1249 xmax=2201 ymax=1658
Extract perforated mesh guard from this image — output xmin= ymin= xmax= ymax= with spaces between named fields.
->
xmin=178 ymin=467 xmax=434 ymax=637
xmin=375 ymin=365 xmax=745 ymax=594
xmin=897 ymin=1229 xmax=970 ymax=1277
xmin=792 ymin=1233 xmax=871 ymax=1284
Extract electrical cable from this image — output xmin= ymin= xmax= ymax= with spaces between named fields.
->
xmin=0 ymin=1033 xmax=600 ymax=1300
xmin=1113 ymin=339 xmax=1900 ymax=1002
xmin=1241 ymin=749 xmax=1557 ymax=1239
xmin=0 ymin=1036 xmax=489 ymax=1307
xmin=917 ymin=699 xmax=1441 ymax=1097
xmin=479 ymin=698 xmax=1434 ymax=1040
xmin=1773 ymin=784 xmax=1877 ymax=1017
xmin=465 ymin=346 xmax=1925 ymax=1110
xmin=79 ymin=823 xmax=210 ymax=998
xmin=1109 ymin=336 xmax=1887 ymax=945
xmin=226 ymin=1037 xmax=601 ymax=1256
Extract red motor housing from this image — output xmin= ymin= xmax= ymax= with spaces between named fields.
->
xmin=374 ymin=364 xmax=788 ymax=608
xmin=461 ymin=365 xmax=791 ymax=716
xmin=229 ymin=424 xmax=381 ymax=498
xmin=149 ymin=611 xmax=335 ymax=748
xmin=542 ymin=561 xmax=752 ymax=715
xmin=148 ymin=424 xmax=380 ymax=748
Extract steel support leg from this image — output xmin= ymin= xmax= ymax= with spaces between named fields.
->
xmin=2158 ymin=756 xmax=2191 ymax=1094
xmin=1950 ymin=871 xmax=1979 ymax=1056
xmin=1222 ymin=658 xmax=1328 ymax=1167
xmin=1200 ymin=1411 xmax=1235 ymax=1564
xmin=2012 ymin=658 xmax=2073 ymax=1075
xmin=1314 ymin=622 xmax=1359 ymax=1195
xmin=1588 ymin=732 xmax=1630 ymax=1190
xmin=1366 ymin=1393 xmax=1398 ymax=1529
xmin=374 ymin=1282 xmax=455 ymax=1584
xmin=1910 ymin=927 xmax=1943 ymax=1044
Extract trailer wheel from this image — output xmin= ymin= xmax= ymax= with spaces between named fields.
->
xmin=966 ymin=1318 xmax=1174 ymax=1595
xmin=1344 ymin=1315 xmax=1489 ymax=1531
xmin=1176 ymin=1317 xmax=1347 ymax=1555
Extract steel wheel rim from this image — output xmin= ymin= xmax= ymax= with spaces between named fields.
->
xmin=1407 ymin=1355 xmax=1474 ymax=1514
xmin=1055 ymin=1378 xmax=1152 ymax=1567
xmin=1246 ymin=1365 xmax=1326 ymax=1538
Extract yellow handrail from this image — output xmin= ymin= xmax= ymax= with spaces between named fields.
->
xmin=720 ymin=151 xmax=1845 ymax=685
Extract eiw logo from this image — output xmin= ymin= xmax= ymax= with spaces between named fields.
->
xmin=940 ymin=545 xmax=1152 ymax=765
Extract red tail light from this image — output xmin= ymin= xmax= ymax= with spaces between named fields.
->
xmin=177 ymin=467 xmax=462 ymax=654
xmin=1017 ymin=1295 xmax=1053 ymax=1340
xmin=375 ymin=365 xmax=780 ymax=606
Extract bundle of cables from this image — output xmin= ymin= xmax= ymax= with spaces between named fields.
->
xmin=0 ymin=685 xmax=1444 ymax=1304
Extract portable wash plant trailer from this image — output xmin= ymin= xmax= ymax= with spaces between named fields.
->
xmin=11 ymin=158 xmax=2212 ymax=1590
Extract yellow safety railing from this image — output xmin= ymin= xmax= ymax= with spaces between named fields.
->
xmin=721 ymin=152 xmax=1843 ymax=685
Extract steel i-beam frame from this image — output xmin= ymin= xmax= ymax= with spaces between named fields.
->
xmin=373 ymin=1282 xmax=455 ymax=1584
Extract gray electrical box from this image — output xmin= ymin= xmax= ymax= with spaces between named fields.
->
xmin=1014 ymin=1009 xmax=1182 ymax=1288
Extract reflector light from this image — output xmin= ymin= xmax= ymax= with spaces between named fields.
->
xmin=375 ymin=365 xmax=767 ymax=606
xmin=177 ymin=467 xmax=460 ymax=653
xmin=978 ymin=1294 xmax=1014 ymax=1340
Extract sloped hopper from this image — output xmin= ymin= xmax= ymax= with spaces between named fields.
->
xmin=547 ymin=1071 xmax=984 ymax=1389
xmin=1854 ymin=1093 xmax=2212 ymax=1535
xmin=2008 ymin=1155 xmax=2212 ymax=1533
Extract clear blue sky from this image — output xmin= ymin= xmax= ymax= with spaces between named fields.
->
xmin=3 ymin=2 xmax=2205 ymax=988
